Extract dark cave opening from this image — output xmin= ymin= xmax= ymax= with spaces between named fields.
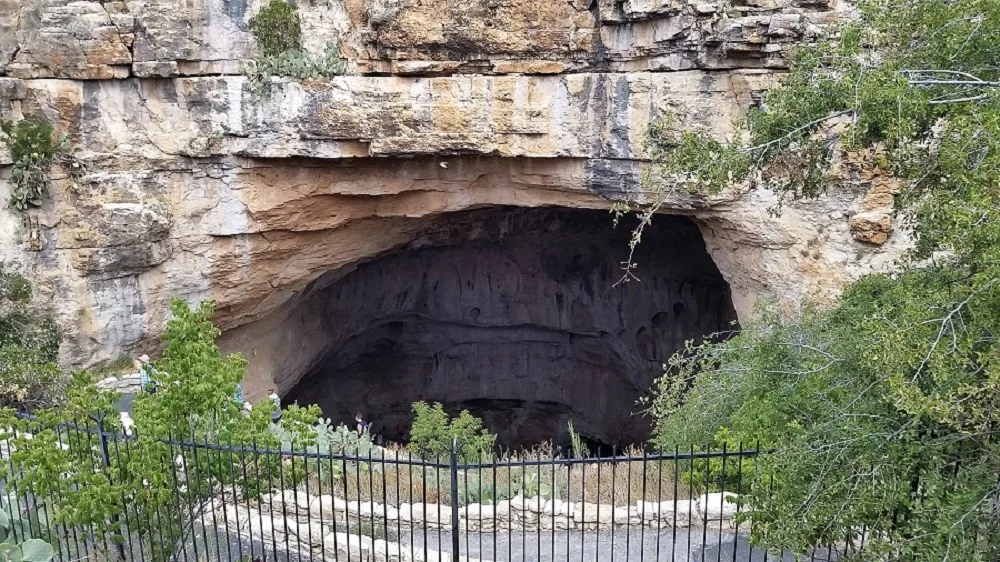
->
xmin=284 ymin=207 xmax=738 ymax=450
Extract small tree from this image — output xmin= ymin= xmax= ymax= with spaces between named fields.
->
xmin=248 ymin=0 xmax=301 ymax=57
xmin=0 ymin=264 xmax=64 ymax=410
xmin=0 ymin=299 xmax=327 ymax=562
xmin=409 ymin=401 xmax=496 ymax=461
xmin=638 ymin=0 xmax=1000 ymax=557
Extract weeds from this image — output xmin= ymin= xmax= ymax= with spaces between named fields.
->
xmin=290 ymin=444 xmax=687 ymax=508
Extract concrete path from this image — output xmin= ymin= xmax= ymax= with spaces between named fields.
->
xmin=181 ymin=525 xmax=842 ymax=562
xmin=400 ymin=529 xmax=841 ymax=562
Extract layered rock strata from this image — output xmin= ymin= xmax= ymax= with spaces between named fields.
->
xmin=0 ymin=0 xmax=907 ymax=410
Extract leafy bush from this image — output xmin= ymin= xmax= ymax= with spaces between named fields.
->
xmin=665 ymin=428 xmax=754 ymax=496
xmin=0 ymin=265 xmax=64 ymax=411
xmin=409 ymin=401 xmax=496 ymax=462
xmin=130 ymin=299 xmax=250 ymax=436
xmin=1 ymin=118 xmax=55 ymax=164
xmin=641 ymin=0 xmax=1000 ymax=557
xmin=248 ymin=0 xmax=301 ymax=58
xmin=0 ymin=117 xmax=80 ymax=211
xmin=0 ymin=298 xmax=330 ymax=562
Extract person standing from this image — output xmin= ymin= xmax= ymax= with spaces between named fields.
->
xmin=235 ymin=382 xmax=252 ymax=412
xmin=136 ymin=354 xmax=156 ymax=394
xmin=268 ymin=388 xmax=282 ymax=423
xmin=355 ymin=413 xmax=369 ymax=436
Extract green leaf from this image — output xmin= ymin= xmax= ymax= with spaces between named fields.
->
xmin=18 ymin=539 xmax=52 ymax=562
xmin=0 ymin=543 xmax=22 ymax=562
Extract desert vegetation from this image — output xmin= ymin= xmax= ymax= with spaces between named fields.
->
xmin=624 ymin=0 xmax=1000 ymax=559
xmin=242 ymin=0 xmax=346 ymax=96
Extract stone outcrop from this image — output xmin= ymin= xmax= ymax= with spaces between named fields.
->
xmin=233 ymin=487 xmax=742 ymax=540
xmin=2 ymin=0 xmax=842 ymax=79
xmin=0 ymin=0 xmax=907 ymax=417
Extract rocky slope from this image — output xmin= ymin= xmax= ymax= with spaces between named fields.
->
xmin=0 ymin=0 xmax=906 ymax=403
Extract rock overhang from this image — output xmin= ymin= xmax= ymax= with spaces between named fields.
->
xmin=0 ymin=0 xmax=906 ymax=387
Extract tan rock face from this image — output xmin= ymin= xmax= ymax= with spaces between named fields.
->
xmin=0 ymin=0 xmax=907 ymax=402
xmin=2 ymin=0 xmax=838 ymax=78
xmin=849 ymin=211 xmax=893 ymax=245
xmin=830 ymin=147 xmax=901 ymax=246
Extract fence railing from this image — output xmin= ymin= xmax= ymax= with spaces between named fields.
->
xmin=1 ymin=419 xmax=859 ymax=562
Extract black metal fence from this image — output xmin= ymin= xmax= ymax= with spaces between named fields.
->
xmin=1 ymin=419 xmax=857 ymax=562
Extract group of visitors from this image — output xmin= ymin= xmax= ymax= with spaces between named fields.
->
xmin=133 ymin=354 xmax=371 ymax=435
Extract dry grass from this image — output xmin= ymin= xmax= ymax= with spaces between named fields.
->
xmin=285 ymin=444 xmax=692 ymax=508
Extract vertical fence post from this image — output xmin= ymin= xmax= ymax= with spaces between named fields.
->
xmin=95 ymin=415 xmax=128 ymax=562
xmin=449 ymin=437 xmax=461 ymax=562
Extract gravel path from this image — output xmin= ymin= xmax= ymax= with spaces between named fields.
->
xmin=398 ymin=528 xmax=842 ymax=562
xmin=168 ymin=523 xmax=842 ymax=562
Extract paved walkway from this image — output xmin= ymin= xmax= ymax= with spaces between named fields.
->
xmin=400 ymin=529 xmax=840 ymax=562
xmin=179 ymin=524 xmax=841 ymax=562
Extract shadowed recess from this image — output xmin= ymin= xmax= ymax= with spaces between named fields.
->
xmin=284 ymin=207 xmax=738 ymax=449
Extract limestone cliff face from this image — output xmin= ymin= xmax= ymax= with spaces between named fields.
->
xmin=0 ymin=0 xmax=904 ymax=401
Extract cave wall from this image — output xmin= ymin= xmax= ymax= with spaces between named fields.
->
xmin=283 ymin=208 xmax=737 ymax=448
xmin=0 ymin=0 xmax=910 ymax=384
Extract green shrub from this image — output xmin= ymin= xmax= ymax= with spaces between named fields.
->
xmin=669 ymin=428 xmax=754 ymax=495
xmin=248 ymin=0 xmax=301 ymax=57
xmin=1 ymin=118 xmax=55 ymax=164
xmin=0 ymin=265 xmax=64 ymax=411
xmin=409 ymin=401 xmax=496 ymax=462
xmin=0 ymin=117 xmax=78 ymax=211
xmin=0 ymin=298 xmax=332 ymax=562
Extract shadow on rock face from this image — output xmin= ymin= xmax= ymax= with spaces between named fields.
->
xmin=280 ymin=206 xmax=738 ymax=450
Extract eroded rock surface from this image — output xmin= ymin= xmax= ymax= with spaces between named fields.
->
xmin=0 ymin=0 xmax=908 ymax=419
xmin=2 ymin=0 xmax=842 ymax=78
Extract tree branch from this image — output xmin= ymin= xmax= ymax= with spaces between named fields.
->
xmin=740 ymin=110 xmax=854 ymax=155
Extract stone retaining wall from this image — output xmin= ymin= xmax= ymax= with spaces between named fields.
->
xmin=257 ymin=489 xmax=741 ymax=533
xmin=202 ymin=489 xmax=741 ymax=561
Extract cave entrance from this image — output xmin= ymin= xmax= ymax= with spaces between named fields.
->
xmin=283 ymin=207 xmax=738 ymax=450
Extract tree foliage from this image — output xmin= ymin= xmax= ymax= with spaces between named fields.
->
xmin=0 ymin=299 xmax=326 ymax=561
xmin=409 ymin=401 xmax=496 ymax=462
xmin=645 ymin=0 xmax=1000 ymax=559
xmin=0 ymin=265 xmax=63 ymax=410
